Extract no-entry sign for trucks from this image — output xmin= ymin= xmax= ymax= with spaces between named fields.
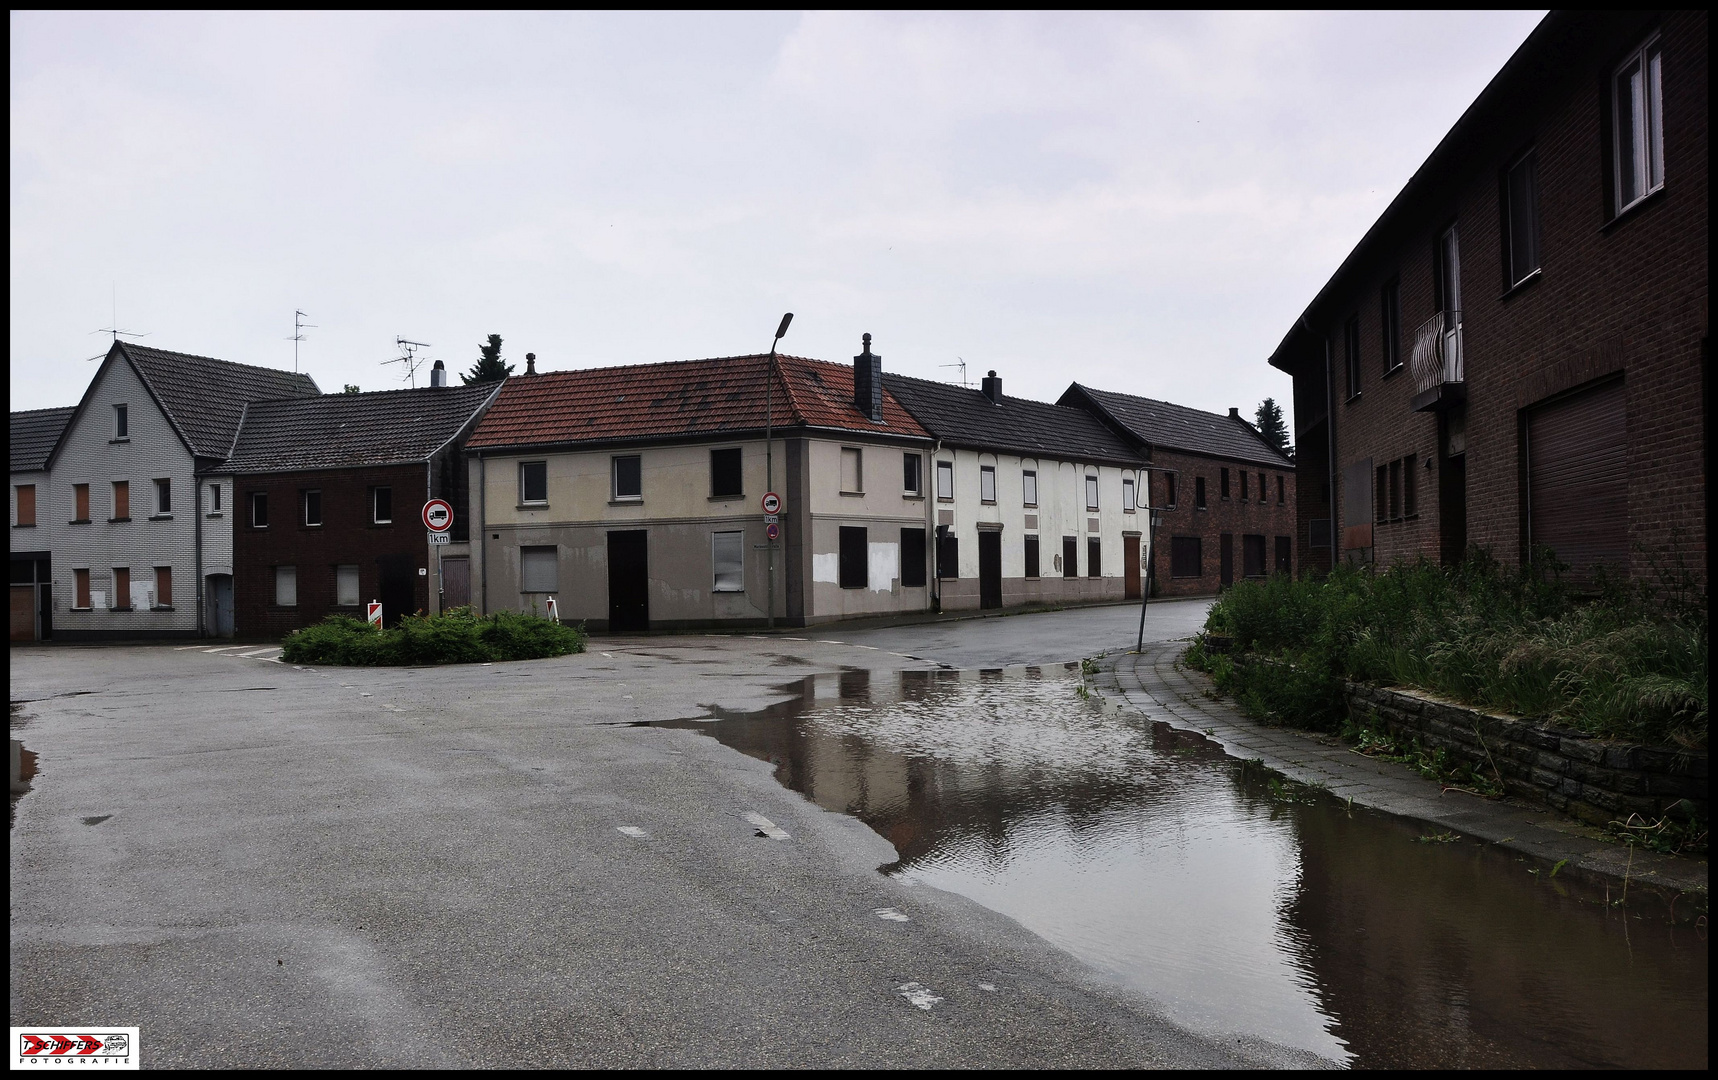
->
xmin=761 ymin=491 xmax=782 ymax=515
xmin=422 ymin=499 xmax=453 ymax=533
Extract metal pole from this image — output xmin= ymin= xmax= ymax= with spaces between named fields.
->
xmin=1136 ymin=483 xmax=1159 ymax=654
xmin=765 ymin=346 xmax=775 ymax=630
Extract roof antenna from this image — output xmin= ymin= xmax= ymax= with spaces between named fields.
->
xmin=938 ymin=357 xmax=970 ymax=388
xmin=288 ymin=310 xmax=317 ymax=373
xmin=88 ymin=282 xmax=147 ymax=357
xmin=385 ymin=337 xmax=432 ymax=388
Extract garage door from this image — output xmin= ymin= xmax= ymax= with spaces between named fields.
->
xmin=1525 ymin=378 xmax=1626 ymax=577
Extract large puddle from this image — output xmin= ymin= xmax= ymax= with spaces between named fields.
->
xmin=654 ymin=666 xmax=1708 ymax=1069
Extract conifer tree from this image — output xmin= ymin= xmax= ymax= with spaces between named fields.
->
xmin=462 ymin=334 xmax=513 ymax=384
xmin=1255 ymin=397 xmax=1292 ymax=459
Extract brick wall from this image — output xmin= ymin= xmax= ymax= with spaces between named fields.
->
xmin=1144 ymin=448 xmax=1297 ymax=596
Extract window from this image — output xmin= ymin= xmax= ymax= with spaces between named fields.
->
xmin=74 ymin=568 xmax=91 ymax=609
xmin=336 ymin=565 xmax=360 ymax=607
xmin=1343 ymin=316 xmax=1362 ymax=399
xmin=1243 ymin=534 xmax=1266 ymax=578
xmin=521 ymin=461 xmax=548 ymax=504
xmin=1239 ymin=472 xmax=1248 ymax=502
xmin=936 ymin=532 xmax=958 ymax=579
xmin=15 ymin=485 xmax=35 ymax=527
xmin=1435 ymin=224 xmax=1462 ymax=361
xmin=838 ymin=526 xmax=868 ymax=589
xmin=901 ymin=528 xmax=927 ymax=587
xmin=1275 ymin=536 xmax=1292 ymax=574
xmin=1195 ymin=477 xmax=1207 ymax=510
xmin=1503 ymin=150 xmax=1541 ymax=286
xmin=1085 ymin=473 xmax=1099 ymax=510
xmin=1220 ymin=469 xmax=1230 ymax=500
xmin=303 ymin=489 xmax=322 ymax=527
xmin=274 ymin=565 xmax=297 ymax=607
xmin=372 ymin=486 xmax=392 ymax=524
xmin=902 ymin=454 xmax=923 ymax=496
xmin=154 ymin=478 xmax=171 ymax=515
xmin=1374 ymin=464 xmax=1388 ymax=525
xmin=112 ymin=481 xmax=130 ymax=521
xmin=1022 ymin=469 xmax=1038 ymax=507
xmin=1023 ymin=534 xmax=1040 ymax=578
xmin=980 ymin=465 xmax=996 ymax=503
xmin=249 ymin=491 xmax=268 ymax=528
xmin=73 ymin=483 xmax=90 ymax=522
xmin=936 ymin=460 xmax=954 ymax=501
xmin=521 ymin=546 xmax=558 ymax=593
xmin=712 ymin=531 xmax=744 ymax=592
xmin=1612 ymin=35 xmax=1664 ymax=214
xmin=1390 ymin=459 xmax=1402 ymax=520
xmin=114 ymin=404 xmax=128 ymax=439
xmin=839 ymin=448 xmax=863 ymax=494
xmin=1374 ymin=455 xmax=1418 ymax=522
xmin=208 ymin=483 xmax=221 ymax=512
xmin=155 ymin=566 xmax=172 ymax=608
xmin=612 ymin=455 xmax=642 ymax=500
xmin=1087 ymin=538 xmax=1101 ymax=578
xmin=112 ymin=567 xmax=130 ymax=610
xmin=1122 ymin=477 xmax=1136 ymax=512
xmin=1403 ymin=455 xmax=1417 ymax=518
xmin=1166 ymin=473 xmax=1177 ymax=509
xmin=1062 ymin=536 xmax=1078 ymax=578
xmin=710 ymin=449 xmax=742 ymax=499
xmin=1381 ymin=277 xmax=1402 ymax=373
xmin=1171 ymin=536 xmax=1202 ymax=578
xmin=1277 ymin=475 xmax=1285 ymax=505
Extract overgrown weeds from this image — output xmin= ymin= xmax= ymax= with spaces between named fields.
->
xmin=1608 ymin=807 xmax=1709 ymax=856
xmin=1342 ymin=714 xmax=1503 ymax=797
xmin=281 ymin=607 xmax=587 ymax=666
xmin=1187 ymin=547 xmax=1706 ymax=748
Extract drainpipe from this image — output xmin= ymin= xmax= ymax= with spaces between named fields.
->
xmin=478 ymin=454 xmax=488 ymax=615
xmin=427 ymin=458 xmax=435 ymax=615
xmin=194 ymin=469 xmax=204 ymax=638
xmin=928 ymin=439 xmax=940 ymax=612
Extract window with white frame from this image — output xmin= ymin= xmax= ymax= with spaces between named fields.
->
xmin=1085 ymin=472 xmax=1099 ymax=510
xmin=520 ymin=461 xmax=548 ymax=505
xmin=372 ymin=486 xmax=392 ymax=524
xmin=612 ymin=455 xmax=642 ymax=500
xmin=936 ymin=460 xmax=954 ymax=501
xmin=1122 ymin=477 xmax=1136 ymax=512
xmin=1022 ymin=469 xmax=1038 ymax=507
xmin=979 ymin=465 xmax=996 ymax=504
xmin=1503 ymin=150 xmax=1541 ymax=286
xmin=303 ymin=489 xmax=322 ymax=527
xmin=902 ymin=453 xmax=922 ymax=496
xmin=1612 ymin=35 xmax=1664 ymax=215
xmin=207 ymin=482 xmax=221 ymax=513
xmin=154 ymin=478 xmax=171 ymax=515
xmin=114 ymin=404 xmax=128 ymax=439
xmin=712 ymin=531 xmax=744 ymax=592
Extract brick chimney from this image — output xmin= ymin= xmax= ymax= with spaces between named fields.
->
xmin=1229 ymin=407 xmax=1240 ymax=419
xmin=430 ymin=359 xmax=447 ymax=387
xmin=981 ymin=369 xmax=1002 ymax=403
xmin=853 ymin=334 xmax=882 ymax=422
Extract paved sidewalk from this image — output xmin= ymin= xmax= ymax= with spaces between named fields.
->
xmin=1100 ymin=642 xmax=1707 ymax=898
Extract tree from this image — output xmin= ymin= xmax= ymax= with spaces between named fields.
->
xmin=462 ymin=334 xmax=513 ymax=384
xmin=342 ymin=384 xmax=361 ymax=394
xmin=1255 ymin=397 xmax=1292 ymax=460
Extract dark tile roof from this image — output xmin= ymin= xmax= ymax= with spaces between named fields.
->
xmin=1062 ymin=384 xmax=1292 ymax=468
xmin=881 ymin=373 xmax=1143 ymax=465
xmin=221 ymin=383 xmax=501 ymax=474
xmin=9 ymin=406 xmax=75 ymax=472
xmin=120 ymin=343 xmax=320 ymax=457
xmin=466 ymin=354 xmax=929 ymax=451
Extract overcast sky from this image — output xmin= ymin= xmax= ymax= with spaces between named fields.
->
xmin=11 ymin=10 xmax=1545 ymax=426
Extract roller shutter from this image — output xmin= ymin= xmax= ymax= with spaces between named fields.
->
xmin=1526 ymin=378 xmax=1626 ymax=577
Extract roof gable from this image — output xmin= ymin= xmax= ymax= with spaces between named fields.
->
xmin=221 ymin=383 xmax=502 ymax=474
xmin=882 ymin=373 xmax=1142 ymax=465
xmin=9 ymin=406 xmax=75 ymax=473
xmin=1063 ymin=384 xmax=1291 ymax=468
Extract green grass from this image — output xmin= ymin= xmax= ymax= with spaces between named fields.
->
xmin=1187 ymin=547 xmax=1706 ymax=748
xmin=281 ymin=608 xmax=587 ymax=666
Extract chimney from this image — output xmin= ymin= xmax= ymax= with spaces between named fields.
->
xmin=430 ymin=359 xmax=447 ymax=387
xmin=981 ymin=369 xmax=1003 ymax=403
xmin=853 ymin=333 xmax=882 ymax=422
xmin=525 ymin=352 xmax=537 ymax=376
xmin=1229 ymin=407 xmax=1240 ymax=419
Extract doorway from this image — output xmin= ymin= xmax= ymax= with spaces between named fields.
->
xmin=441 ymin=556 xmax=470 ymax=609
xmin=978 ymin=530 xmax=1002 ymax=609
xmin=377 ymin=554 xmax=415 ymax=628
xmin=1219 ymin=534 xmax=1234 ymax=588
xmin=206 ymin=574 xmax=234 ymax=637
xmin=1123 ymin=535 xmax=1141 ymax=600
xmin=607 ymin=531 xmax=650 ymax=631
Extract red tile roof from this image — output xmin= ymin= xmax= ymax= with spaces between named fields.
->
xmin=465 ymin=354 xmax=930 ymax=450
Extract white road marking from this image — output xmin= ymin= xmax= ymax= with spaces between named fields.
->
xmin=780 ymin=637 xmax=806 ymax=641
xmin=977 ymin=983 xmax=997 ymax=992
xmin=173 ymin=645 xmax=207 ymax=650
xmin=851 ymin=644 xmax=880 ymax=650
xmin=359 ymin=693 xmax=373 ymax=697
xmin=897 ymin=982 xmax=943 ymax=1010
xmin=816 ymin=640 xmax=845 ymax=645
xmin=616 ymin=826 xmax=648 ymax=838
xmin=601 ymin=652 xmax=614 ymax=658
xmin=745 ymin=812 xmax=789 ymax=839
xmin=874 ymin=908 xmax=910 ymax=922
xmin=238 ymin=648 xmax=277 ymax=657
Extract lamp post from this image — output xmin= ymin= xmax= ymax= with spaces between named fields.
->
xmin=765 ymin=313 xmax=793 ymax=630
xmin=1135 ymin=504 xmax=1165 ymax=653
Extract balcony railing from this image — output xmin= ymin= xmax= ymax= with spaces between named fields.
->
xmin=1410 ymin=309 xmax=1463 ymax=396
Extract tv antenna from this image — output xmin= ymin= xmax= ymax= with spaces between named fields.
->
xmin=88 ymin=283 xmax=147 ymax=359
xmin=938 ymin=357 xmax=970 ymax=387
xmin=288 ymin=310 xmax=317 ymax=372
xmin=385 ymin=337 xmax=432 ymax=387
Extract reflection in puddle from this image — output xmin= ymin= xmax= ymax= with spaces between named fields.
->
xmin=11 ymin=737 xmax=37 ymax=829
xmin=655 ymin=667 xmax=1708 ymax=1069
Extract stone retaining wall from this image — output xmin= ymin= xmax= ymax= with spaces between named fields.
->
xmin=1345 ymin=683 xmax=1708 ymax=826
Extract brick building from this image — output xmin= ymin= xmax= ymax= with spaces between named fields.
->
xmin=1058 ymin=385 xmax=1296 ymax=596
xmin=225 ymin=371 xmax=499 ymax=634
xmin=1268 ymin=11 xmax=1707 ymax=581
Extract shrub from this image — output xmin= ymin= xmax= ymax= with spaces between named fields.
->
xmin=281 ymin=607 xmax=586 ymax=666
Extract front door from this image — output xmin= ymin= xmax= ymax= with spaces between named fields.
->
xmin=441 ymin=556 xmax=470 ymax=609
xmin=1219 ymin=533 xmax=1234 ymax=588
xmin=10 ymin=585 xmax=34 ymax=642
xmin=607 ymin=531 xmax=650 ymax=631
xmin=1123 ymin=536 xmax=1141 ymax=600
xmin=377 ymin=555 xmax=415 ymax=628
xmin=978 ymin=530 xmax=1002 ymax=609
xmin=206 ymin=574 xmax=234 ymax=637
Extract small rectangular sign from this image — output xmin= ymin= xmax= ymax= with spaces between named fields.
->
xmin=427 ymin=532 xmax=450 ymax=545
xmin=763 ymin=514 xmax=779 ymax=524
xmin=13 ymin=1027 xmax=140 ymax=1069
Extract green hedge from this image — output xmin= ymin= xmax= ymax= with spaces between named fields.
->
xmin=1188 ymin=550 xmax=1706 ymax=748
xmin=281 ymin=608 xmax=587 ymax=666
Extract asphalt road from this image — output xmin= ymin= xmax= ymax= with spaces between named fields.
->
xmin=10 ymin=604 xmax=1299 ymax=1070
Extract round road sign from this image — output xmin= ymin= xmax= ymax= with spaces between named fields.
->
xmin=761 ymin=491 xmax=782 ymax=515
xmin=422 ymin=498 xmax=453 ymax=533
xmin=766 ymin=522 xmax=781 ymax=541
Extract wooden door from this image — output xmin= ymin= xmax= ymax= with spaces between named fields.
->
xmin=1123 ymin=536 xmax=1141 ymax=599
xmin=441 ymin=557 xmax=470 ymax=609
xmin=11 ymin=585 xmax=35 ymax=642
xmin=978 ymin=531 xmax=1002 ymax=609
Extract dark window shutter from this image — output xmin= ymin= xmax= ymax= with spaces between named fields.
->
xmin=839 ymin=527 xmax=868 ymax=589
xmin=1526 ymin=379 xmax=1627 ymax=577
xmin=900 ymin=528 xmax=926 ymax=588
xmin=1171 ymin=536 xmax=1202 ymax=577
xmin=1023 ymin=534 xmax=1040 ymax=579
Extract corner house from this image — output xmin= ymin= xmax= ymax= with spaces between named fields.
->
xmin=464 ymin=340 xmax=933 ymax=630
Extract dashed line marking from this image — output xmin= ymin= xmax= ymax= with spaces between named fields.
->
xmin=874 ymin=907 xmax=910 ymax=922
xmin=238 ymin=648 xmax=277 ymax=657
xmin=617 ymin=826 xmax=648 ymax=838
xmin=745 ymin=812 xmax=789 ymax=839
xmin=897 ymin=982 xmax=943 ymax=1009
xmin=977 ymin=982 xmax=997 ymax=992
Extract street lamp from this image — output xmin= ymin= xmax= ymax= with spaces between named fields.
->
xmin=765 ymin=313 xmax=792 ymax=630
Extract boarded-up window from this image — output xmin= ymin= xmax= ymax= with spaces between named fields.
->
xmin=901 ymin=528 xmax=927 ymax=587
xmin=1063 ymin=536 xmax=1078 ymax=578
xmin=1526 ymin=379 xmax=1627 ymax=577
xmin=155 ymin=566 xmax=172 ymax=607
xmin=74 ymin=568 xmax=91 ymax=609
xmin=1220 ymin=468 xmax=1230 ymax=499
xmin=710 ymin=449 xmax=742 ymax=499
xmin=840 ymin=448 xmax=863 ymax=494
xmin=521 ymin=546 xmax=558 ymax=593
xmin=1275 ymin=536 xmax=1292 ymax=574
xmin=839 ymin=526 xmax=867 ymax=588
xmin=336 ymin=565 xmax=360 ymax=607
xmin=1023 ymin=534 xmax=1040 ymax=578
xmin=1341 ymin=458 xmax=1373 ymax=551
xmin=1087 ymin=538 xmax=1101 ymax=577
xmin=112 ymin=481 xmax=129 ymax=520
xmin=15 ymin=485 xmax=35 ymax=527
xmin=1239 ymin=472 xmax=1248 ymax=501
xmin=113 ymin=568 xmax=130 ymax=609
xmin=1171 ymin=536 xmax=1202 ymax=578
xmin=74 ymin=484 xmax=90 ymax=522
xmin=1243 ymin=534 xmax=1266 ymax=578
xmin=1195 ymin=477 xmax=1206 ymax=510
xmin=275 ymin=566 xmax=297 ymax=607
xmin=712 ymin=531 xmax=744 ymax=591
